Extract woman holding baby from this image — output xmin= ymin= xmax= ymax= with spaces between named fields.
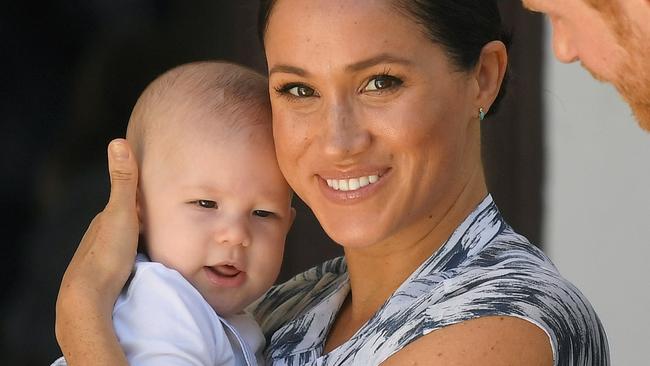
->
xmin=55 ymin=1 xmax=608 ymax=365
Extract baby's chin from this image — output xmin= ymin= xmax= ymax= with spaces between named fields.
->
xmin=208 ymin=300 xmax=247 ymax=317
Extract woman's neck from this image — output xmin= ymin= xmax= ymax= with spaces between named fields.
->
xmin=342 ymin=166 xmax=488 ymax=324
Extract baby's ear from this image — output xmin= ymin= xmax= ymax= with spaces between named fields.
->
xmin=135 ymin=188 xmax=148 ymax=254
xmin=288 ymin=207 xmax=297 ymax=228
xmin=135 ymin=187 xmax=144 ymax=234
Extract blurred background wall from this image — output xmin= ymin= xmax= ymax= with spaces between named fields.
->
xmin=1 ymin=1 xmax=646 ymax=365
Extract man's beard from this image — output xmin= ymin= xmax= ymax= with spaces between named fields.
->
xmin=616 ymin=54 xmax=650 ymax=132
xmin=582 ymin=24 xmax=650 ymax=131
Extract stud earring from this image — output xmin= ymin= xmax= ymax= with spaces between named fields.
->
xmin=478 ymin=107 xmax=486 ymax=121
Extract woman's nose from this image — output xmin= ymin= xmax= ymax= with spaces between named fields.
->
xmin=550 ymin=17 xmax=579 ymax=63
xmin=213 ymin=216 xmax=251 ymax=247
xmin=320 ymin=98 xmax=371 ymax=159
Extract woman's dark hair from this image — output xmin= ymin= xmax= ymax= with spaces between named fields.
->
xmin=257 ymin=0 xmax=510 ymax=117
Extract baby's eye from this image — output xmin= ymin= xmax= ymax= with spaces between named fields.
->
xmin=253 ymin=210 xmax=274 ymax=218
xmin=363 ymin=75 xmax=403 ymax=92
xmin=194 ymin=200 xmax=217 ymax=209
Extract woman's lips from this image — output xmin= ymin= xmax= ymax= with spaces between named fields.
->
xmin=204 ymin=265 xmax=246 ymax=288
xmin=318 ymin=168 xmax=390 ymax=203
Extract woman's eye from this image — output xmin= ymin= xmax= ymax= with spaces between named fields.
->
xmin=195 ymin=200 xmax=217 ymax=209
xmin=276 ymin=83 xmax=317 ymax=98
xmin=253 ymin=210 xmax=274 ymax=218
xmin=364 ymin=75 xmax=403 ymax=92
xmin=287 ymin=85 xmax=315 ymax=97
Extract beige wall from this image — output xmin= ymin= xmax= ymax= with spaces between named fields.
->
xmin=542 ymin=22 xmax=650 ymax=365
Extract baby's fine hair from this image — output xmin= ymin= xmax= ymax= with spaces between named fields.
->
xmin=126 ymin=61 xmax=270 ymax=162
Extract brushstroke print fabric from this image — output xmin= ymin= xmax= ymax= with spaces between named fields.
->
xmin=253 ymin=195 xmax=609 ymax=366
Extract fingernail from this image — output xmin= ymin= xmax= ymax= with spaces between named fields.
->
xmin=110 ymin=141 xmax=129 ymax=160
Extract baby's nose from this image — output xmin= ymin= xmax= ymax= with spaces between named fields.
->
xmin=213 ymin=217 xmax=251 ymax=247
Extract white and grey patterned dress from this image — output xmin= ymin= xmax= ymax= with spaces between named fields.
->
xmin=252 ymin=195 xmax=609 ymax=366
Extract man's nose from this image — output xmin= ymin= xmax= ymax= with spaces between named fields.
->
xmin=551 ymin=17 xmax=579 ymax=63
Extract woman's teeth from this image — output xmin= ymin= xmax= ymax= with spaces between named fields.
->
xmin=326 ymin=175 xmax=379 ymax=191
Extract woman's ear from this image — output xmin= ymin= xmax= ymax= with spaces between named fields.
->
xmin=473 ymin=40 xmax=508 ymax=116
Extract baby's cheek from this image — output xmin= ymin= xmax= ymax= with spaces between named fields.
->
xmin=149 ymin=244 xmax=198 ymax=279
xmin=255 ymin=243 xmax=284 ymax=283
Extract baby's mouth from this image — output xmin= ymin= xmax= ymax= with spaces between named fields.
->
xmin=203 ymin=262 xmax=247 ymax=288
xmin=210 ymin=264 xmax=241 ymax=277
xmin=204 ymin=264 xmax=246 ymax=288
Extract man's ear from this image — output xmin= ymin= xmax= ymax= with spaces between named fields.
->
xmin=473 ymin=40 xmax=508 ymax=116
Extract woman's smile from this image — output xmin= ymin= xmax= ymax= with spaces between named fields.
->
xmin=325 ymin=175 xmax=379 ymax=191
xmin=317 ymin=168 xmax=391 ymax=204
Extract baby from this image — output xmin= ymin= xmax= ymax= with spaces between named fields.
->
xmin=53 ymin=61 xmax=294 ymax=365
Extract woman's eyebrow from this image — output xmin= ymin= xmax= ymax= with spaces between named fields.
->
xmin=269 ymin=54 xmax=412 ymax=77
xmin=269 ymin=64 xmax=309 ymax=77
xmin=345 ymin=53 xmax=413 ymax=72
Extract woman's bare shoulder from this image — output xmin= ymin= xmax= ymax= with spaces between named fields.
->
xmin=381 ymin=316 xmax=553 ymax=366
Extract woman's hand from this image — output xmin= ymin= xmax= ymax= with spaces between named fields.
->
xmin=55 ymin=139 xmax=139 ymax=365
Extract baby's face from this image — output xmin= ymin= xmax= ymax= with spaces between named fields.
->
xmin=138 ymin=122 xmax=293 ymax=316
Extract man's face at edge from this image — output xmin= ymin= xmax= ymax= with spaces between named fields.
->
xmin=522 ymin=0 xmax=650 ymax=131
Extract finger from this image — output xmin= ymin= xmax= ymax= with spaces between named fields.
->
xmin=105 ymin=139 xmax=138 ymax=213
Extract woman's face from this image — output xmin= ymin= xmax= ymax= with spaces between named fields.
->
xmin=265 ymin=0 xmax=483 ymax=248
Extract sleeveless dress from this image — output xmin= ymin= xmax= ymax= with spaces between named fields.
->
xmin=252 ymin=195 xmax=609 ymax=366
